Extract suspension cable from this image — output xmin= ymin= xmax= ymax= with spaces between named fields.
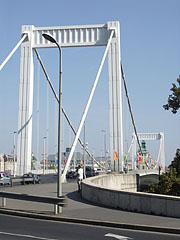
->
xmin=34 ymin=48 xmax=105 ymax=170
xmin=120 ymin=62 xmax=143 ymax=157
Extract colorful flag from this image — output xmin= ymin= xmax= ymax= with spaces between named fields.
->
xmin=123 ymin=155 xmax=126 ymax=162
xmin=113 ymin=152 xmax=118 ymax=161
xmin=3 ymin=154 xmax=8 ymax=162
xmin=138 ymin=153 xmax=142 ymax=162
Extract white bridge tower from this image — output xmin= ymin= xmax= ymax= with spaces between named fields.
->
xmin=16 ymin=22 xmax=123 ymax=175
xmin=131 ymin=132 xmax=165 ymax=171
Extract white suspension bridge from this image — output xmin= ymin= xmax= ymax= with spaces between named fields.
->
xmin=0 ymin=21 xmax=165 ymax=180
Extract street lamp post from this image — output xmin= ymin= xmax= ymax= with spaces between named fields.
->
xmin=42 ymin=33 xmax=62 ymax=204
xmin=43 ymin=137 xmax=47 ymax=175
xmin=83 ymin=122 xmax=86 ymax=178
xmin=13 ymin=131 xmax=17 ymax=177
xmin=102 ymin=130 xmax=107 ymax=170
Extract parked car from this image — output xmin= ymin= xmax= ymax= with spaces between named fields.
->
xmin=106 ymin=169 xmax=112 ymax=174
xmin=21 ymin=173 xmax=41 ymax=184
xmin=95 ymin=168 xmax=106 ymax=175
xmin=0 ymin=172 xmax=11 ymax=185
xmin=66 ymin=170 xmax=78 ymax=179
xmin=85 ymin=166 xmax=96 ymax=178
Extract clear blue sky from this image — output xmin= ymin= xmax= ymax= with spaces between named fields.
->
xmin=0 ymin=0 xmax=179 ymax=166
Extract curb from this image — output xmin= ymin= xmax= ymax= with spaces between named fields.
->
xmin=0 ymin=208 xmax=179 ymax=235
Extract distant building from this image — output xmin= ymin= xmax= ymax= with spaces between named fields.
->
xmin=0 ymin=153 xmax=17 ymax=175
xmin=44 ymin=147 xmax=84 ymax=169
xmin=45 ymin=147 xmax=107 ymax=170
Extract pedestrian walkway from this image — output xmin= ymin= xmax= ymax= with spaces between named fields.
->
xmin=0 ymin=181 xmax=180 ymax=233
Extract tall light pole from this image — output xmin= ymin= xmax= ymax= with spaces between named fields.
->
xmin=83 ymin=122 xmax=86 ymax=178
xmin=42 ymin=33 xmax=62 ymax=202
xmin=13 ymin=131 xmax=17 ymax=177
xmin=102 ymin=130 xmax=107 ymax=170
xmin=43 ymin=136 xmax=47 ymax=175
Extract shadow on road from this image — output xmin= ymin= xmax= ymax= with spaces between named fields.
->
xmin=66 ymin=190 xmax=105 ymax=209
xmin=66 ymin=191 xmax=88 ymax=204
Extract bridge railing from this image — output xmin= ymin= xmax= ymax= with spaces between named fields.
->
xmin=0 ymin=191 xmax=67 ymax=215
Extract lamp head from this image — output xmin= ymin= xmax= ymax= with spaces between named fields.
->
xmin=42 ymin=33 xmax=56 ymax=44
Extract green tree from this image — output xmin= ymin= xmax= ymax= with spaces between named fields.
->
xmin=169 ymin=148 xmax=180 ymax=176
xmin=146 ymin=150 xmax=180 ymax=196
xmin=154 ymin=76 xmax=180 ymax=195
xmin=163 ymin=76 xmax=180 ymax=114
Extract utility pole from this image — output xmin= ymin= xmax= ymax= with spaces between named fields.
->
xmin=102 ymin=130 xmax=107 ymax=170
xmin=83 ymin=122 xmax=86 ymax=178
xmin=13 ymin=131 xmax=17 ymax=177
xmin=43 ymin=137 xmax=47 ymax=175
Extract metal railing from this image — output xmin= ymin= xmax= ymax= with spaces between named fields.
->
xmin=0 ymin=177 xmax=40 ymax=187
xmin=0 ymin=191 xmax=67 ymax=215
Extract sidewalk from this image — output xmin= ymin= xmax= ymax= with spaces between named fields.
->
xmin=0 ymin=181 xmax=180 ymax=233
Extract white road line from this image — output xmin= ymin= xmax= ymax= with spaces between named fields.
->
xmin=105 ymin=233 xmax=133 ymax=240
xmin=0 ymin=231 xmax=59 ymax=240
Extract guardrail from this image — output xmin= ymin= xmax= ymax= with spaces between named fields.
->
xmin=10 ymin=178 xmax=22 ymax=186
xmin=0 ymin=191 xmax=67 ymax=214
xmin=19 ymin=177 xmax=40 ymax=185
xmin=0 ymin=178 xmax=41 ymax=187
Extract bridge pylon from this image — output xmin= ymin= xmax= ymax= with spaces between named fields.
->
xmin=16 ymin=22 xmax=123 ymax=176
xmin=131 ymin=132 xmax=165 ymax=172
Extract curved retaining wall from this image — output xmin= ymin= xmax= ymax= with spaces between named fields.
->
xmin=82 ymin=174 xmax=180 ymax=218
xmin=88 ymin=173 xmax=137 ymax=192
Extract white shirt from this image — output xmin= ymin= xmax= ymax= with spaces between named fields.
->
xmin=78 ymin=168 xmax=84 ymax=180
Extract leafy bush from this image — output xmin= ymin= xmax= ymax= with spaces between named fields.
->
xmin=146 ymin=149 xmax=180 ymax=196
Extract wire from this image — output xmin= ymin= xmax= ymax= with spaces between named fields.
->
xmin=120 ymin=62 xmax=143 ymax=157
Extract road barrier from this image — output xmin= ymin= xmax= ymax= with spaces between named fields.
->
xmin=0 ymin=178 xmax=39 ymax=187
xmin=82 ymin=174 xmax=180 ymax=218
xmin=0 ymin=191 xmax=67 ymax=214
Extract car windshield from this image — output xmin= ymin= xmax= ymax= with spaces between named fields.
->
xmin=23 ymin=174 xmax=29 ymax=177
xmin=86 ymin=167 xmax=92 ymax=171
xmin=0 ymin=173 xmax=7 ymax=177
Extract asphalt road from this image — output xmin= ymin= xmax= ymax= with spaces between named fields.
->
xmin=0 ymin=214 xmax=179 ymax=240
xmin=0 ymin=174 xmax=180 ymax=238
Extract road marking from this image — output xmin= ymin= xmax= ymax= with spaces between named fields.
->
xmin=0 ymin=231 xmax=59 ymax=240
xmin=105 ymin=233 xmax=133 ymax=240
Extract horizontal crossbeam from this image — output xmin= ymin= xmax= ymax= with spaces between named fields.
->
xmin=137 ymin=133 xmax=161 ymax=141
xmin=22 ymin=24 xmax=111 ymax=48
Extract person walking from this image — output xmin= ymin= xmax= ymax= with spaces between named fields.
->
xmin=77 ymin=165 xmax=84 ymax=192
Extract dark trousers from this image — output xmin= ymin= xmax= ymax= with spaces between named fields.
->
xmin=77 ymin=179 xmax=82 ymax=192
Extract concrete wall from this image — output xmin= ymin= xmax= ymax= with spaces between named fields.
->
xmin=82 ymin=174 xmax=180 ymax=218
xmin=90 ymin=173 xmax=137 ymax=192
